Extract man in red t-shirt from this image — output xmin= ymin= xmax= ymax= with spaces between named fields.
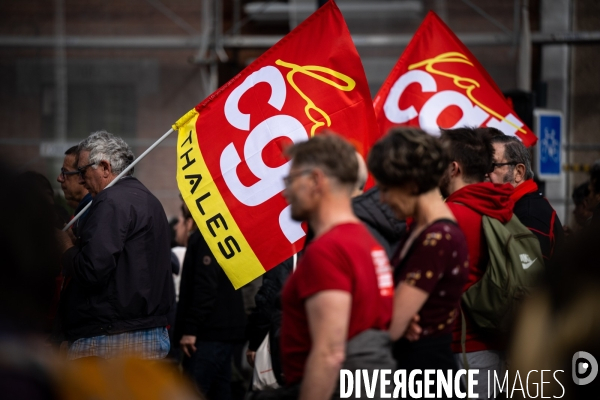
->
xmin=280 ymin=133 xmax=394 ymax=400
xmin=439 ymin=127 xmax=515 ymax=399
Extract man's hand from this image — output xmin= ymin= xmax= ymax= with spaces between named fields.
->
xmin=180 ymin=335 xmax=197 ymax=358
xmin=404 ymin=314 xmax=422 ymax=342
xmin=246 ymin=350 xmax=256 ymax=368
xmin=56 ymin=228 xmax=75 ymax=254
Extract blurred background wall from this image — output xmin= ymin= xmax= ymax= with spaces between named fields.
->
xmin=0 ymin=0 xmax=598 ymax=225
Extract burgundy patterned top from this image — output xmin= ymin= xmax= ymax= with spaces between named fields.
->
xmin=392 ymin=220 xmax=469 ymax=337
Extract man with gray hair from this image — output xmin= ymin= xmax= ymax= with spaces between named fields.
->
xmin=487 ymin=132 xmax=564 ymax=262
xmin=56 ymin=131 xmax=174 ymax=360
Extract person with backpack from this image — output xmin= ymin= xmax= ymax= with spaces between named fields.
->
xmin=487 ymin=132 xmax=564 ymax=263
xmin=439 ymin=127 xmax=543 ymax=399
xmin=368 ymin=127 xmax=469 ymax=398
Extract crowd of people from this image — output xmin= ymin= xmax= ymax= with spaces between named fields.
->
xmin=1 ymin=126 xmax=599 ymax=400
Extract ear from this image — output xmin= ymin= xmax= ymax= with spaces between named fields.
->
xmin=514 ymin=163 xmax=526 ymax=184
xmin=185 ymin=217 xmax=195 ymax=232
xmin=98 ymin=160 xmax=112 ymax=178
xmin=310 ymin=168 xmax=331 ymax=197
xmin=311 ymin=168 xmax=325 ymax=186
xmin=449 ymin=161 xmax=460 ymax=178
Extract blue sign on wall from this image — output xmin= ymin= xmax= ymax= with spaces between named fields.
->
xmin=535 ymin=110 xmax=562 ymax=179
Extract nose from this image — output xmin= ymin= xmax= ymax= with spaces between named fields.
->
xmin=78 ymin=173 xmax=85 ymax=185
xmin=283 ymin=186 xmax=291 ymax=203
xmin=57 ymin=173 xmax=64 ymax=183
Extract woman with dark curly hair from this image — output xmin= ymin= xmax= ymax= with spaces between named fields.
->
xmin=368 ymin=127 xmax=470 ymax=393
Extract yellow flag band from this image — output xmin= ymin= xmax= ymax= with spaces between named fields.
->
xmin=172 ymin=108 xmax=199 ymax=131
xmin=175 ymin=110 xmax=266 ymax=289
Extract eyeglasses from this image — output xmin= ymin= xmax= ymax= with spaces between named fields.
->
xmin=491 ymin=162 xmax=518 ymax=170
xmin=60 ymin=168 xmax=79 ymax=180
xmin=77 ymin=162 xmax=96 ymax=177
xmin=283 ymin=169 xmax=313 ymax=187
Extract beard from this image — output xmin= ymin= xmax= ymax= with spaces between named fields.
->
xmin=503 ymin=166 xmax=516 ymax=185
xmin=438 ymin=169 xmax=451 ymax=199
xmin=288 ymin=194 xmax=310 ymax=222
xmin=290 ymin=203 xmax=309 ymax=222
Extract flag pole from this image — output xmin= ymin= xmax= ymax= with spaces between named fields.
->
xmin=62 ymin=127 xmax=175 ymax=231
xmin=517 ymin=0 xmax=531 ymax=92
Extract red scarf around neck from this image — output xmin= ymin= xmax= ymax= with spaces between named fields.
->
xmin=510 ymin=179 xmax=538 ymax=202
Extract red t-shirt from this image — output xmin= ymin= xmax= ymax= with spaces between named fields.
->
xmin=280 ymin=222 xmax=394 ymax=385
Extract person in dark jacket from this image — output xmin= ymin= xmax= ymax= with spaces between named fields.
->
xmin=56 ymin=131 xmax=173 ymax=360
xmin=588 ymin=160 xmax=600 ymax=225
xmin=174 ymin=201 xmax=246 ymax=400
xmin=352 ymin=187 xmax=405 ymax=259
xmin=571 ymin=181 xmax=593 ymax=229
xmin=488 ymin=132 xmax=564 ymax=262
xmin=245 ymin=255 xmax=294 ymax=387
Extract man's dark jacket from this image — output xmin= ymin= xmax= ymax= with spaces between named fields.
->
xmin=246 ymin=257 xmax=293 ymax=352
xmin=352 ymin=187 xmax=406 ymax=258
xmin=513 ymin=188 xmax=564 ymax=262
xmin=60 ymin=177 xmax=174 ymax=341
xmin=173 ymin=230 xmax=246 ymax=343
xmin=72 ymin=192 xmax=92 ymax=239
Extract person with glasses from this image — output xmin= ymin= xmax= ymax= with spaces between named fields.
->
xmin=274 ymin=133 xmax=395 ymax=400
xmin=437 ymin=126 xmax=515 ymax=399
xmin=55 ymin=130 xmax=174 ymax=361
xmin=487 ymin=132 xmax=564 ymax=263
xmin=56 ymin=145 xmax=91 ymax=237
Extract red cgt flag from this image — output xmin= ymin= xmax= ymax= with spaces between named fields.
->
xmin=373 ymin=11 xmax=537 ymax=147
xmin=173 ymin=0 xmax=378 ymax=288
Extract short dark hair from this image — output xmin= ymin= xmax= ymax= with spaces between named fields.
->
xmin=286 ymin=132 xmax=358 ymax=187
xmin=439 ymin=127 xmax=495 ymax=183
xmin=367 ymin=127 xmax=449 ymax=194
xmin=64 ymin=145 xmax=79 ymax=156
xmin=591 ymin=160 xmax=600 ymax=194
xmin=572 ymin=181 xmax=590 ymax=205
xmin=489 ymin=132 xmax=534 ymax=180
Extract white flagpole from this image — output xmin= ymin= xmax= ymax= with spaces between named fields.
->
xmin=62 ymin=127 xmax=175 ymax=231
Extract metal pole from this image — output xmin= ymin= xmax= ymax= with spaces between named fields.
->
xmin=54 ymin=0 xmax=67 ymax=141
xmin=62 ymin=127 xmax=175 ymax=231
xmin=233 ymin=0 xmax=241 ymax=34
xmin=517 ymin=0 xmax=531 ymax=91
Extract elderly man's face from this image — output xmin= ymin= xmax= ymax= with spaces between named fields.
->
xmin=77 ymin=150 xmax=104 ymax=197
xmin=488 ymin=142 xmax=516 ymax=186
